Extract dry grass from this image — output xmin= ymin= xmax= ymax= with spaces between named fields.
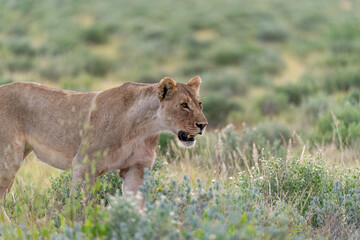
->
xmin=14 ymin=154 xmax=62 ymax=192
xmin=275 ymin=54 xmax=305 ymax=85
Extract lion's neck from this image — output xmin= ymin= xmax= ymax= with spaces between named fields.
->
xmin=125 ymin=86 xmax=165 ymax=139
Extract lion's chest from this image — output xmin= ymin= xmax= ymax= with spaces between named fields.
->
xmin=97 ymin=138 xmax=156 ymax=174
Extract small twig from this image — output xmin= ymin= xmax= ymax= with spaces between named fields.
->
xmin=236 ymin=147 xmax=252 ymax=178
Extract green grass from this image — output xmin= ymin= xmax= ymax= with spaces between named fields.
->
xmin=2 ymin=131 xmax=360 ymax=239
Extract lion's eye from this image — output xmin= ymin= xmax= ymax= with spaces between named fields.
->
xmin=181 ymin=103 xmax=189 ymax=109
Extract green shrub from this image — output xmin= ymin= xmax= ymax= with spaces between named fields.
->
xmin=41 ymin=35 xmax=80 ymax=55
xmin=322 ymin=68 xmax=360 ymax=93
xmin=316 ymin=103 xmax=360 ymax=145
xmin=330 ymin=40 xmax=360 ymax=55
xmin=181 ymin=61 xmax=211 ymax=76
xmin=241 ymin=121 xmax=290 ymax=158
xmin=60 ymin=74 xmax=94 ymax=91
xmin=208 ymin=41 xmax=258 ymax=66
xmin=257 ymin=22 xmax=289 ymax=42
xmin=328 ymin=21 xmax=360 ymax=41
xmin=301 ymin=93 xmax=328 ymax=120
xmin=245 ymin=50 xmax=284 ymax=76
xmin=49 ymin=171 xmax=122 ymax=207
xmin=347 ymin=88 xmax=360 ymax=105
xmin=81 ymin=25 xmax=110 ymax=44
xmin=83 ymin=55 xmax=112 ymax=76
xmin=6 ymin=57 xmax=33 ymax=72
xmin=276 ymin=78 xmax=318 ymax=105
xmin=38 ymin=61 xmax=63 ymax=81
xmin=262 ymin=155 xmax=334 ymax=213
xmin=7 ymin=23 xmax=28 ymax=36
xmin=184 ymin=36 xmax=213 ymax=58
xmin=323 ymin=50 xmax=360 ymax=68
xmin=107 ymin=170 xmax=303 ymax=240
xmin=7 ymin=38 xmax=36 ymax=56
xmin=203 ymin=71 xmax=248 ymax=97
xmin=203 ymin=93 xmax=242 ymax=128
xmin=4 ymin=156 xmax=360 ymax=239
xmin=257 ymin=92 xmax=289 ymax=115
xmin=142 ymin=25 xmax=167 ymax=40
xmin=295 ymin=12 xmax=327 ymax=32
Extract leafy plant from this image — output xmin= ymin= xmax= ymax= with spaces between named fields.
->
xmin=316 ymin=103 xmax=360 ymax=146
xmin=257 ymin=92 xmax=289 ymax=115
xmin=203 ymin=93 xmax=242 ymax=128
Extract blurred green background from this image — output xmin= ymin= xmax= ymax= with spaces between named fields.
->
xmin=1 ymin=0 xmax=360 ymax=148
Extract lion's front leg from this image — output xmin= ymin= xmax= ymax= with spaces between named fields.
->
xmin=120 ymin=164 xmax=147 ymax=208
xmin=120 ymin=165 xmax=145 ymax=195
xmin=71 ymin=154 xmax=96 ymax=195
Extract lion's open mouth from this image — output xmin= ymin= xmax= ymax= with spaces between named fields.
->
xmin=178 ymin=131 xmax=195 ymax=142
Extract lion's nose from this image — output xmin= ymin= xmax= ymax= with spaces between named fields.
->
xmin=196 ymin=123 xmax=208 ymax=134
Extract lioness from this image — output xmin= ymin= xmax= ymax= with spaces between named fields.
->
xmin=0 ymin=76 xmax=207 ymax=221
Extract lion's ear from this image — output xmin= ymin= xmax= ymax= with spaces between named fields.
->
xmin=187 ymin=75 xmax=201 ymax=94
xmin=158 ymin=77 xmax=176 ymax=101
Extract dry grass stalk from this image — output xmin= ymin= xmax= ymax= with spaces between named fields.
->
xmin=236 ymin=147 xmax=252 ymax=178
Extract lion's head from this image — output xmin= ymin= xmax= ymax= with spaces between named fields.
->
xmin=157 ymin=76 xmax=208 ymax=147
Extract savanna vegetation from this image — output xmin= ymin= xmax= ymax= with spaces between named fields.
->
xmin=0 ymin=0 xmax=360 ymax=239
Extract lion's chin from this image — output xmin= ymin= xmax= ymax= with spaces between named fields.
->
xmin=179 ymin=139 xmax=196 ymax=148
xmin=177 ymin=130 xmax=196 ymax=148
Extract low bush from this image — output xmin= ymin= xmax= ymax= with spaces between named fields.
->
xmin=60 ymin=74 xmax=94 ymax=91
xmin=83 ymin=55 xmax=112 ymax=77
xmin=40 ymin=34 xmax=80 ymax=56
xmin=180 ymin=60 xmax=211 ymax=76
xmin=203 ymin=71 xmax=248 ymax=97
xmin=295 ymin=12 xmax=327 ymax=32
xmin=49 ymin=171 xmax=122 ymax=207
xmin=1 ymin=135 xmax=360 ymax=239
xmin=184 ymin=36 xmax=213 ymax=58
xmin=107 ymin=169 xmax=305 ymax=240
xmin=7 ymin=38 xmax=36 ymax=56
xmin=257 ymin=92 xmax=289 ymax=115
xmin=301 ymin=93 xmax=328 ymax=121
xmin=241 ymin=121 xmax=290 ymax=158
xmin=81 ymin=25 xmax=111 ymax=44
xmin=347 ymin=88 xmax=360 ymax=105
xmin=322 ymin=68 xmax=360 ymax=93
xmin=258 ymin=153 xmax=360 ymax=237
xmin=262 ymin=154 xmax=333 ymax=213
xmin=7 ymin=23 xmax=28 ymax=36
xmin=38 ymin=60 xmax=63 ymax=81
xmin=328 ymin=21 xmax=360 ymax=42
xmin=6 ymin=57 xmax=33 ymax=72
xmin=256 ymin=22 xmax=289 ymax=42
xmin=276 ymin=78 xmax=318 ymax=105
xmin=203 ymin=93 xmax=242 ymax=128
xmin=23 ymin=155 xmax=359 ymax=240
xmin=245 ymin=50 xmax=284 ymax=76
xmin=207 ymin=41 xmax=258 ymax=66
xmin=316 ymin=103 xmax=360 ymax=146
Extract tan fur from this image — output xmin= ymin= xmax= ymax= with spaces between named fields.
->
xmin=0 ymin=76 xmax=207 ymax=221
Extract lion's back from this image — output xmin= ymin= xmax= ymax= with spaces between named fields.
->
xmin=0 ymin=82 xmax=96 ymax=154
